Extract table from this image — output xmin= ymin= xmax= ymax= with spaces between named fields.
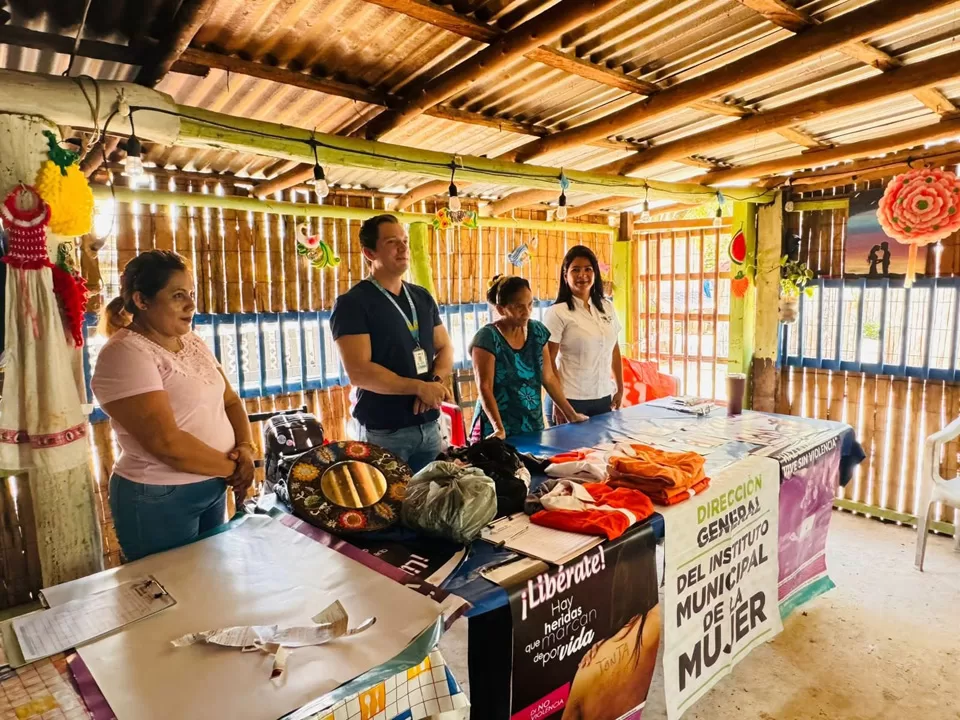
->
xmin=449 ymin=402 xmax=863 ymax=719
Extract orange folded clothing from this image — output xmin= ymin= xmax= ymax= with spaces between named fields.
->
xmin=548 ymin=449 xmax=592 ymax=464
xmin=607 ymin=444 xmax=705 ymax=490
xmin=531 ymin=482 xmax=655 ymax=541
xmin=612 ymin=475 xmax=711 ymax=505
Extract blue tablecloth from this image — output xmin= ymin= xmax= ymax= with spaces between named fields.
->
xmin=444 ymin=402 xmax=861 ymax=617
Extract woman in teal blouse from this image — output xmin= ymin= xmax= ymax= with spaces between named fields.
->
xmin=470 ymin=275 xmax=588 ymax=440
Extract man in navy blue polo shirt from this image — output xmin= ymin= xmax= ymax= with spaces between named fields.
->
xmin=331 ymin=214 xmax=453 ymax=471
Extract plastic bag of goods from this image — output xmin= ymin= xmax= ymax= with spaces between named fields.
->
xmin=401 ymin=461 xmax=497 ymax=544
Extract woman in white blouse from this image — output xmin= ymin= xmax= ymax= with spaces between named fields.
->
xmin=543 ymin=246 xmax=624 ymax=424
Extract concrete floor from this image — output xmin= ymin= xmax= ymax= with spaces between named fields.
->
xmin=439 ymin=511 xmax=960 ymax=720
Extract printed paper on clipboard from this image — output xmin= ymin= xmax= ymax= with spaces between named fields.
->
xmin=12 ymin=576 xmax=175 ymax=663
xmin=481 ymin=513 xmax=602 ymax=565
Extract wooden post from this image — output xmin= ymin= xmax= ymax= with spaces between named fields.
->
xmin=613 ymin=212 xmax=635 ymax=351
xmin=753 ymin=193 xmax=783 ymax=412
xmin=728 ymin=202 xmax=758 ymax=407
xmin=409 ymin=222 xmax=437 ymax=297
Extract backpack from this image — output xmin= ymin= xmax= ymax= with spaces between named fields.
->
xmin=262 ymin=411 xmax=325 ymax=496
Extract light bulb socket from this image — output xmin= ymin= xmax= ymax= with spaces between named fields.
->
xmin=448 ymin=182 xmax=459 ymax=198
xmin=313 ymin=164 xmax=326 ymax=182
xmin=126 ymin=134 xmax=141 ymax=159
xmin=559 ymin=191 xmax=567 ymax=208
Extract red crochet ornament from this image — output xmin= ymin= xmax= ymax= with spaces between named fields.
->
xmin=877 ymin=168 xmax=960 ymax=286
xmin=0 ymin=185 xmax=88 ymax=347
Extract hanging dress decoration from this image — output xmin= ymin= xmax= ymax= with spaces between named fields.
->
xmin=877 ymin=167 xmax=960 ymax=287
xmin=0 ymin=184 xmax=88 ymax=473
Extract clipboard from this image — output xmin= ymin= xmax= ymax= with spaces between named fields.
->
xmin=1 ymin=576 xmax=175 ymax=667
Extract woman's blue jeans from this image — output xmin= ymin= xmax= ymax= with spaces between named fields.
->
xmin=109 ymin=474 xmax=227 ymax=562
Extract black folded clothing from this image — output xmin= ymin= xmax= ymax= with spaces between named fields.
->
xmin=438 ymin=438 xmax=530 ymax=518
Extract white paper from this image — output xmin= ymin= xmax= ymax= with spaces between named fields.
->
xmin=72 ymin=516 xmax=441 ymax=720
xmin=13 ymin=576 xmax=174 ymax=663
xmin=660 ymin=457 xmax=783 ymax=719
xmin=482 ymin=513 xmax=603 ymax=565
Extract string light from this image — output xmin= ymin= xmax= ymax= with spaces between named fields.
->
xmin=122 ymin=112 xmax=143 ymax=183
xmin=448 ymin=163 xmax=461 ymax=212
xmin=712 ymin=191 xmax=724 ymax=228
xmin=556 ymin=191 xmax=568 ymax=221
xmin=640 ymin=185 xmax=651 ymax=223
xmin=556 ymin=171 xmax=570 ymax=221
xmin=311 ymin=141 xmax=330 ymax=199
xmin=124 ymin=106 xmax=779 ymax=202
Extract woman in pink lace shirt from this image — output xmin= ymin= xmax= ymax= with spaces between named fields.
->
xmin=92 ymin=250 xmax=254 ymax=561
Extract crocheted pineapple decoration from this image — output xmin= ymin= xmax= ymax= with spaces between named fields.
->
xmin=34 ymin=130 xmax=94 ymax=237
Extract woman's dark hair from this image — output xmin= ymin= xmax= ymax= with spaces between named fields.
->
xmin=555 ymin=245 xmax=606 ymax=313
xmin=100 ymin=250 xmax=187 ymax=336
xmin=609 ymin=536 xmax=660 ymax=667
xmin=487 ymin=275 xmax=530 ymax=306
xmin=359 ymin=214 xmax=401 ymax=252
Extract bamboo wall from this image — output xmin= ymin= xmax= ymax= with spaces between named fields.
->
xmin=0 ymin=179 xmax=613 ymax=609
xmin=781 ymin=192 xmax=960 ymax=530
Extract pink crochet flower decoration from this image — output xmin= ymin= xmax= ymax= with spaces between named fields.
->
xmin=877 ymin=168 xmax=960 ymax=245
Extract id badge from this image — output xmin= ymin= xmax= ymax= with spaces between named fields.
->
xmin=413 ymin=347 xmax=429 ymax=375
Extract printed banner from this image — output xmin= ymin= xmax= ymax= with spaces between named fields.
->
xmin=662 ymin=456 xmax=783 ymax=720
xmin=776 ymin=442 xmax=841 ymax=618
xmin=504 ymin=525 xmax=660 ymax=720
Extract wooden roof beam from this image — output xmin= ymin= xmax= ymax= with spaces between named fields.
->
xmin=789 ymin=148 xmax=960 ymax=192
xmin=361 ymin=0 xmax=626 ymax=140
xmin=912 ymin=87 xmax=959 ymax=116
xmin=394 ymin=180 xmax=465 ymax=211
xmin=602 ymin=47 xmax=960 ymax=177
xmin=700 ymin=116 xmax=960 ymax=185
xmin=776 ymin=127 xmax=833 ymax=150
xmin=136 ymin=0 xmax=219 ymax=87
xmin=0 ymin=24 xmax=204 ymax=75
xmin=567 ymin=195 xmax=636 ymax=218
xmin=785 ymin=141 xmax=960 ymax=186
xmin=501 ymin=0 xmax=958 ymax=164
xmin=485 ymin=189 xmax=559 ymax=217
xmin=735 ymin=0 xmax=901 ymax=70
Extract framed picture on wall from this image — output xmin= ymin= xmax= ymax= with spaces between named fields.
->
xmin=844 ymin=188 xmax=928 ymax=277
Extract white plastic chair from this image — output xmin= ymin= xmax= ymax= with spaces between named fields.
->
xmin=915 ymin=416 xmax=960 ymax=571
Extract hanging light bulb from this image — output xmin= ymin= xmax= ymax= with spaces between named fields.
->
xmin=640 ymin=200 xmax=651 ymax=223
xmin=712 ymin=191 xmax=724 ymax=228
xmin=312 ymin=163 xmax=330 ymax=199
xmin=448 ymin=181 xmax=461 ymax=212
xmin=556 ymin=191 xmax=568 ymax=221
xmin=310 ymin=141 xmax=330 ymax=199
xmin=122 ymin=134 xmax=143 ymax=181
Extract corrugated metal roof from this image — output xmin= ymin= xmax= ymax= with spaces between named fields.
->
xmin=1 ymin=0 xmax=958 ymax=195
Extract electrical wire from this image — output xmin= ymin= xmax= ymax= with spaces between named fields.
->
xmin=62 ymin=0 xmax=95 ymax=78
xmin=126 ymin=105 xmax=770 ymax=201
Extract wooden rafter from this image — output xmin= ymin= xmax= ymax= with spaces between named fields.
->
xmin=394 ymin=180 xmax=462 ymax=211
xmin=486 ymin=189 xmax=558 ymax=217
xmin=500 ymin=0 xmax=958 ymax=164
xmin=787 ymin=148 xmax=960 ymax=192
xmin=785 ymin=141 xmax=960 ymax=186
xmin=699 ymin=116 xmax=960 ymax=185
xmin=136 ymin=0 xmax=219 ymax=87
xmin=361 ymin=0 xmax=628 ymax=139
xmin=0 ymin=25 xmax=204 ymax=75
xmin=736 ymin=0 xmax=901 ymax=70
xmin=776 ymin=127 xmax=833 ymax=150
xmin=912 ymin=87 xmax=960 ymax=116
xmin=567 ymin=195 xmax=637 ymax=218
xmin=360 ymin=0 xmax=757 ymax=122
xmin=599 ymin=47 xmax=960 ymax=177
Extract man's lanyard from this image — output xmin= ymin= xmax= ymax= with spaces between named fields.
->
xmin=368 ymin=278 xmax=420 ymax=344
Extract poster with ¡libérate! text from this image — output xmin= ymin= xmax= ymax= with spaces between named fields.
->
xmin=505 ymin=525 xmax=661 ymax=720
xmin=662 ymin=456 xmax=783 ymax=720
